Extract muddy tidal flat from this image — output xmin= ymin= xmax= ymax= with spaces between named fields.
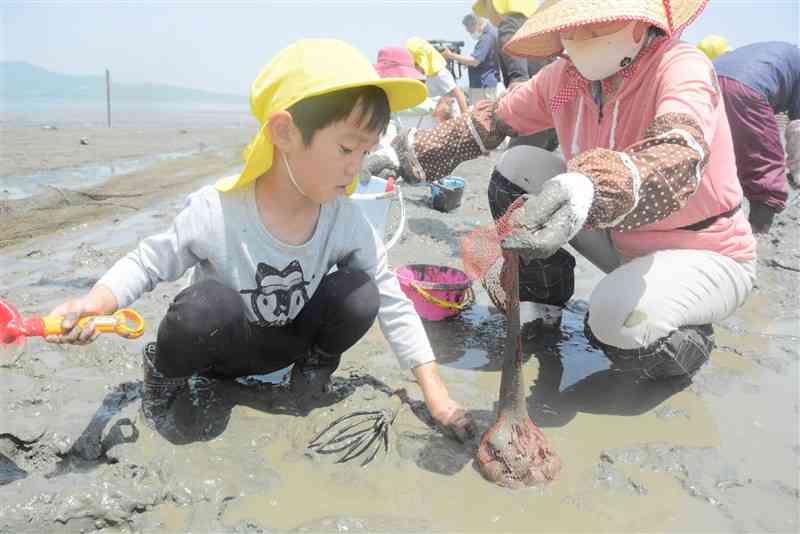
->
xmin=1 ymin=117 xmax=798 ymax=533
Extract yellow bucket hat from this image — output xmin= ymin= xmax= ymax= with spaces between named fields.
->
xmin=215 ymin=39 xmax=427 ymax=192
xmin=697 ymin=34 xmax=732 ymax=60
xmin=505 ymin=0 xmax=709 ymax=58
xmin=472 ymin=0 xmax=538 ymax=18
xmin=405 ymin=37 xmax=448 ymax=77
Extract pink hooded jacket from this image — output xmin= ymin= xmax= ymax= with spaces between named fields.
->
xmin=497 ymin=37 xmax=756 ymax=262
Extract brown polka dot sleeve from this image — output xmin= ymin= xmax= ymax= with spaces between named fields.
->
xmin=392 ymin=100 xmax=515 ymax=183
xmin=568 ymin=112 xmax=710 ymax=230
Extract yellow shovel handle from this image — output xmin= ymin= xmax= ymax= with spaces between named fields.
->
xmin=42 ymin=309 xmax=145 ymax=339
xmin=409 ymin=282 xmax=474 ymax=312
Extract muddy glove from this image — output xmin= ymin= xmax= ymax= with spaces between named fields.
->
xmin=502 ymin=173 xmax=595 ymax=262
xmin=363 ymin=145 xmax=400 ymax=180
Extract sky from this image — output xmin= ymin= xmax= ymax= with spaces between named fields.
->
xmin=1 ymin=0 xmax=798 ymax=96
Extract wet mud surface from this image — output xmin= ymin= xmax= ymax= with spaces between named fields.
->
xmin=1 ymin=152 xmax=798 ymax=533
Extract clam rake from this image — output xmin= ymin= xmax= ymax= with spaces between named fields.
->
xmin=306 ymin=408 xmax=398 ymax=466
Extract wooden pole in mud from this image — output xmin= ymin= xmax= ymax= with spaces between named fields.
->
xmin=105 ymin=69 xmax=112 ymax=128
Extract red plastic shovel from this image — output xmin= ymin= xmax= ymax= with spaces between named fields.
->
xmin=0 ymin=299 xmax=144 ymax=365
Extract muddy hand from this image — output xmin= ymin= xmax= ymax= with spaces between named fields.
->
xmin=441 ymin=408 xmax=476 ymax=443
xmin=59 ymin=312 xmax=97 ymax=345
xmin=502 ymin=173 xmax=595 ymax=262
xmin=44 ymin=304 xmax=98 ymax=345
xmin=431 ymin=401 xmax=476 ymax=443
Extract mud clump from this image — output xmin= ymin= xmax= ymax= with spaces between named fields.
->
xmin=476 ymin=415 xmax=561 ymax=489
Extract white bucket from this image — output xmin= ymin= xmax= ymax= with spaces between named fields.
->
xmin=350 ymin=176 xmax=405 ymax=250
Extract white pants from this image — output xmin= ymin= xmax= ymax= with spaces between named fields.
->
xmin=496 ymin=145 xmax=757 ymax=350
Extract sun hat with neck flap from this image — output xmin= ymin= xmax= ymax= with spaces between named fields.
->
xmin=504 ymin=0 xmax=709 ymax=58
xmin=472 ymin=0 xmax=538 ymax=18
xmin=215 ymin=38 xmax=428 ymax=193
xmin=374 ymin=46 xmax=425 ymax=80
xmin=405 ymin=37 xmax=448 ymax=77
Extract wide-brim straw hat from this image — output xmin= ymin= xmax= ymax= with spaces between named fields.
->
xmin=215 ymin=39 xmax=427 ymax=193
xmin=505 ymin=0 xmax=709 ymax=58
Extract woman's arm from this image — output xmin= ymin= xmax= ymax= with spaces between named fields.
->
xmin=393 ymin=99 xmax=515 ymax=183
xmin=568 ymin=48 xmax=720 ymax=230
xmin=569 ymin=113 xmax=709 ymax=230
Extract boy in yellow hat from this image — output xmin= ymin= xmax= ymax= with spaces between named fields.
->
xmin=46 ymin=39 xmax=474 ymax=441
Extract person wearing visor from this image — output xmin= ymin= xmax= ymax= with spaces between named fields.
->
xmin=45 ymin=39 xmax=476 ymax=442
xmin=393 ymin=0 xmax=756 ymax=380
xmin=406 ymin=37 xmax=468 ymax=117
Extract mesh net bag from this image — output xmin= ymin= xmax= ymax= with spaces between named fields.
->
xmin=461 ymin=197 xmax=526 ymax=313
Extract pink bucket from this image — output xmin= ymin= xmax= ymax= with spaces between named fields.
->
xmin=395 ymin=264 xmax=473 ymax=321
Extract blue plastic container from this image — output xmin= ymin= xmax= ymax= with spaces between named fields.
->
xmin=430 ymin=176 xmax=465 ymax=213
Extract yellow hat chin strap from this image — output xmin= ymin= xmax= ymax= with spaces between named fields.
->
xmin=345 ymin=175 xmax=358 ymax=196
xmin=279 ymin=150 xmax=358 ymax=198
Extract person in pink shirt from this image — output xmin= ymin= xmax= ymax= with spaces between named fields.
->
xmin=392 ymin=0 xmax=757 ymax=380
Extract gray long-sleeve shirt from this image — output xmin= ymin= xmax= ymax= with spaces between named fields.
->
xmin=97 ymin=183 xmax=435 ymax=370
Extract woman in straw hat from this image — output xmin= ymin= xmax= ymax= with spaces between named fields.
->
xmin=393 ymin=0 xmax=756 ymax=379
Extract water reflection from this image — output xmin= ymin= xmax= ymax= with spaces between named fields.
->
xmin=0 ymin=149 xmax=201 ymax=199
xmin=426 ymin=299 xmax=688 ymax=428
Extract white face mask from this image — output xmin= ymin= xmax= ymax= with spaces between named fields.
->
xmin=561 ymin=22 xmax=646 ymax=81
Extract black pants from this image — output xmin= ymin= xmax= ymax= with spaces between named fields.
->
xmin=487 ymin=170 xmax=576 ymax=307
xmin=154 ymin=269 xmax=379 ymax=378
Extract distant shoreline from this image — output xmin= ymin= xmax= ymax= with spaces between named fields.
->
xmin=0 ymin=99 xmax=253 ymax=129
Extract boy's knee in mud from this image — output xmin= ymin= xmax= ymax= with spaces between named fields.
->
xmin=307 ymin=268 xmax=379 ymax=354
xmin=156 ymin=279 xmax=247 ymax=378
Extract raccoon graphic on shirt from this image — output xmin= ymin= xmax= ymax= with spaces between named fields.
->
xmin=240 ymin=260 xmax=310 ymax=327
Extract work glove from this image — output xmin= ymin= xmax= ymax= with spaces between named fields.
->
xmin=502 ymin=173 xmax=595 ymax=262
xmin=363 ymin=146 xmax=400 ymax=181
